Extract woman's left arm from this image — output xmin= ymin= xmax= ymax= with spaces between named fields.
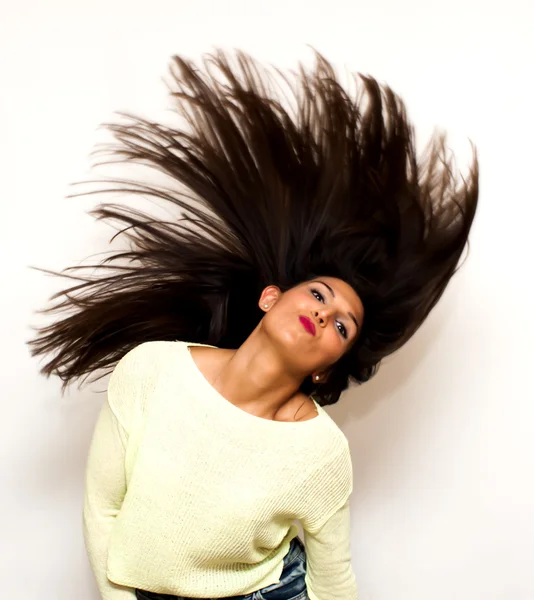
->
xmin=303 ymin=497 xmax=359 ymax=600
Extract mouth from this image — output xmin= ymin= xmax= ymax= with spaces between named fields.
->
xmin=299 ymin=316 xmax=316 ymax=336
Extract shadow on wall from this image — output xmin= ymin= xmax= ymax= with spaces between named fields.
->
xmin=323 ymin=288 xmax=462 ymax=501
xmin=328 ymin=292 xmax=456 ymax=428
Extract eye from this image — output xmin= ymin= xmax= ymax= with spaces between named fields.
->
xmin=336 ymin=321 xmax=348 ymax=339
xmin=311 ymin=288 xmax=325 ymax=303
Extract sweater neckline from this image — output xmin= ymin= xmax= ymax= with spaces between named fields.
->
xmin=183 ymin=342 xmax=324 ymax=428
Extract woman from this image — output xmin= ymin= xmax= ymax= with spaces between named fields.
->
xmin=30 ymin=51 xmax=478 ymax=600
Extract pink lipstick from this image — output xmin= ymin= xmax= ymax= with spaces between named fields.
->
xmin=299 ymin=316 xmax=316 ymax=336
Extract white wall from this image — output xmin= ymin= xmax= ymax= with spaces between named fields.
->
xmin=1 ymin=1 xmax=533 ymax=598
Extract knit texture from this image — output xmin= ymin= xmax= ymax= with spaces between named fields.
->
xmin=83 ymin=341 xmax=358 ymax=599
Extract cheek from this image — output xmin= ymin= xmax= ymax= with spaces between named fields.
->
xmin=319 ymin=328 xmax=345 ymax=358
xmin=277 ymin=293 xmax=307 ymax=316
xmin=279 ymin=290 xmax=313 ymax=316
xmin=293 ymin=288 xmax=311 ymax=303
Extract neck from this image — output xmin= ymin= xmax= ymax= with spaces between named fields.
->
xmin=213 ymin=327 xmax=306 ymax=421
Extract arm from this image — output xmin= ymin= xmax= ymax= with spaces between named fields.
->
xmin=303 ymin=498 xmax=359 ymax=600
xmin=83 ymin=399 xmax=136 ymax=600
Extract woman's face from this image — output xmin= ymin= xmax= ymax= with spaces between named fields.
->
xmin=259 ymin=276 xmax=364 ymax=378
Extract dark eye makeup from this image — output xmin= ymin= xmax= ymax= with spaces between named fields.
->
xmin=310 ymin=288 xmax=348 ymax=339
xmin=311 ymin=289 xmax=325 ymax=303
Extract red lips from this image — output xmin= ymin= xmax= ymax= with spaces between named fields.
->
xmin=299 ymin=316 xmax=316 ymax=336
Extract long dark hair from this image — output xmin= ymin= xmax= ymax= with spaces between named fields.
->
xmin=29 ymin=50 xmax=479 ymax=405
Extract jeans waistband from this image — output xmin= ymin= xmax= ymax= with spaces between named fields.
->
xmin=135 ymin=536 xmax=305 ymax=600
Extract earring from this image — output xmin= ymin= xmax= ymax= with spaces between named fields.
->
xmin=314 ymin=375 xmax=320 ymax=382
xmin=263 ymin=304 xmax=269 ymax=308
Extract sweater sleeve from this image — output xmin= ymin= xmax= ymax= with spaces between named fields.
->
xmin=83 ymin=341 xmax=167 ymax=598
xmin=83 ymin=399 xmax=136 ymax=600
xmin=303 ymin=497 xmax=359 ymax=600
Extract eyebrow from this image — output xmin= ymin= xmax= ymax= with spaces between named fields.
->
xmin=313 ymin=280 xmax=360 ymax=330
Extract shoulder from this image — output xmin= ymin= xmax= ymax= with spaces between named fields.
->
xmin=113 ymin=339 xmax=213 ymax=369
xmin=107 ymin=341 xmax=178 ymax=410
xmin=109 ymin=340 xmax=225 ymax=392
xmin=110 ymin=341 xmax=177 ymax=379
xmin=307 ymin=408 xmax=353 ymax=486
xmin=312 ymin=402 xmax=351 ymax=452
xmin=107 ymin=340 xmax=192 ymax=430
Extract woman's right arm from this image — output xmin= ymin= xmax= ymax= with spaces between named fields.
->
xmin=83 ymin=399 xmax=136 ymax=600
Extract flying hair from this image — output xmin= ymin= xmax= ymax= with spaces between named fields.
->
xmin=29 ymin=50 xmax=479 ymax=406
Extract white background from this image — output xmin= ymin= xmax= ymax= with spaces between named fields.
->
xmin=1 ymin=1 xmax=533 ymax=599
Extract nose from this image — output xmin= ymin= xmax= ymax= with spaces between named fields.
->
xmin=313 ymin=307 xmax=332 ymax=327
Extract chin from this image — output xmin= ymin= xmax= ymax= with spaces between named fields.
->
xmin=265 ymin=321 xmax=302 ymax=351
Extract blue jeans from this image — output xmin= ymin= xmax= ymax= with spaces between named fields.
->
xmin=135 ymin=536 xmax=308 ymax=600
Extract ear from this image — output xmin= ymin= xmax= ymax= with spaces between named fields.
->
xmin=259 ymin=285 xmax=281 ymax=312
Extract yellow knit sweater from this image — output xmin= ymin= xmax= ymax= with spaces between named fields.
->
xmin=83 ymin=341 xmax=358 ymax=599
